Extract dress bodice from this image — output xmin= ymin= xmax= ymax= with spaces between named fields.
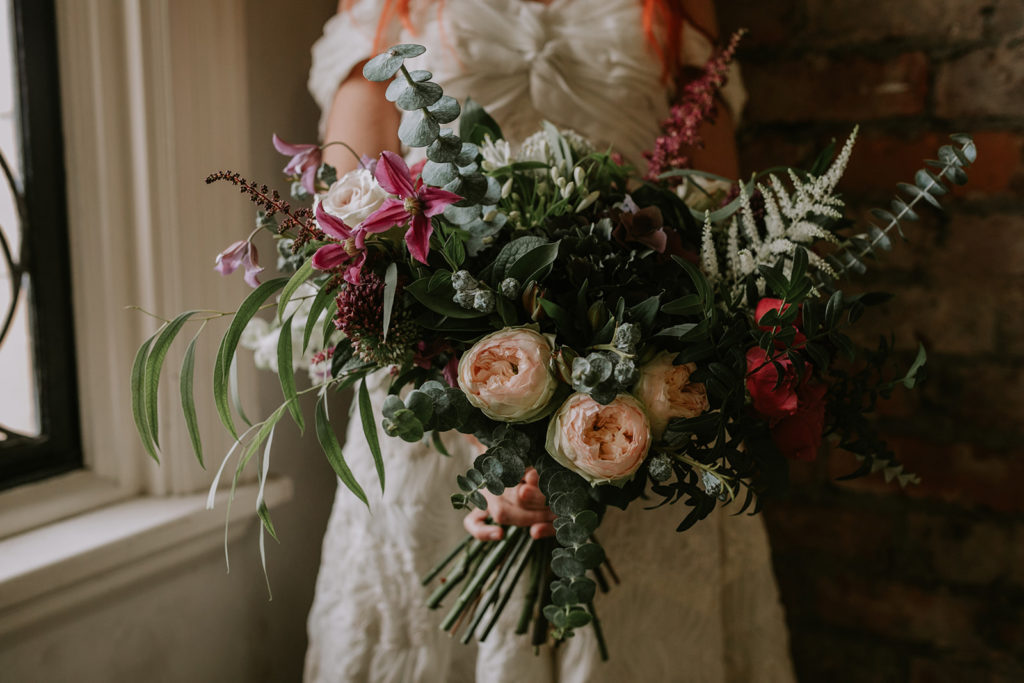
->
xmin=308 ymin=0 xmax=745 ymax=166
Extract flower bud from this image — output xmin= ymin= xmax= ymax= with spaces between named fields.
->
xmin=452 ymin=270 xmax=478 ymax=292
xmin=453 ymin=291 xmax=476 ymax=309
xmin=573 ymin=166 xmax=585 ymax=186
xmin=500 ymin=277 xmax=520 ymax=299
xmin=613 ymin=323 xmax=642 ymax=354
xmin=472 ymin=289 xmax=495 ymax=313
xmin=647 ymin=453 xmax=673 ymax=482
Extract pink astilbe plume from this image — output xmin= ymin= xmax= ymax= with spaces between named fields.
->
xmin=645 ymin=29 xmax=745 ymax=182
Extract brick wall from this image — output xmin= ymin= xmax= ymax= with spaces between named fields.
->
xmin=718 ymin=1 xmax=1024 ymax=680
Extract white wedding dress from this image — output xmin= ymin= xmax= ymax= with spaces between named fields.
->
xmin=304 ymin=2 xmax=796 ymax=682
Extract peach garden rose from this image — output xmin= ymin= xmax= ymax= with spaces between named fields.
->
xmin=633 ymin=352 xmax=710 ymax=439
xmin=457 ymin=327 xmax=558 ymax=423
xmin=545 ymin=393 xmax=652 ymax=485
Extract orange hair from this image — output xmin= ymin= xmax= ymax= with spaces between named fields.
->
xmin=354 ymin=0 xmax=698 ymax=82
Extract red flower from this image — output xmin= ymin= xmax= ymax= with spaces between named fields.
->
xmin=745 ymin=346 xmax=800 ymax=419
xmin=770 ymin=381 xmax=827 ymax=461
xmin=745 ymin=346 xmax=828 ymax=461
xmin=755 ymin=298 xmax=806 ymax=347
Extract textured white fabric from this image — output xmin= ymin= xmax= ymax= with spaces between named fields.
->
xmin=305 ymin=3 xmax=793 ymax=682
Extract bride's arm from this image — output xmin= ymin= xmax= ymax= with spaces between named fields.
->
xmin=321 ymin=64 xmax=401 ymax=174
xmin=319 ymin=1 xmax=401 ymax=174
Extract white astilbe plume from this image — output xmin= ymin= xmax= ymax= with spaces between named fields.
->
xmin=700 ymin=212 xmax=719 ymax=282
xmin=706 ymin=127 xmax=859 ymax=303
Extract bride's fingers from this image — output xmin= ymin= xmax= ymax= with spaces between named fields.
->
xmin=489 ymin=502 xmax=554 ymax=528
xmin=522 ymin=468 xmax=540 ymax=486
xmin=464 ymin=508 xmax=503 ymax=541
xmin=516 ymin=483 xmax=548 ymax=510
xmin=530 ymin=522 xmax=555 ymax=539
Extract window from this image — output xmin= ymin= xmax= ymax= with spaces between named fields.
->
xmin=0 ymin=0 xmax=80 ymax=491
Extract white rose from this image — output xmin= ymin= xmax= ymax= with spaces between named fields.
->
xmin=319 ymin=168 xmax=388 ymax=227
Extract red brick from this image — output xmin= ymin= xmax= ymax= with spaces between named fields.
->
xmin=830 ymin=438 xmax=1024 ymax=514
xmin=764 ymin=501 xmax=897 ymax=563
xmin=996 ymin=285 xmax=1024 ymax=356
xmin=841 ymin=131 xmax=1024 ymax=198
xmin=787 ymin=629 xmax=907 ymax=683
xmin=936 ymin=40 xmax=1024 ymax=119
xmin=846 ymin=284 xmax=997 ymax=355
xmin=904 ymin=513 xmax=1014 ymax=586
xmin=805 ymin=0 xmax=989 ymax=46
xmin=744 ymin=52 xmax=930 ymax=123
xmin=811 ymin=577 xmax=986 ymax=652
xmin=909 ymin=657 xmax=990 ymax=683
xmin=717 ymin=0 xmax=804 ymax=48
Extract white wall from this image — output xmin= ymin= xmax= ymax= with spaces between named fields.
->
xmin=0 ymin=1 xmax=342 ymax=681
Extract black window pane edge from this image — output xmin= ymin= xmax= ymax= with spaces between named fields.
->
xmin=0 ymin=0 xmax=81 ymax=490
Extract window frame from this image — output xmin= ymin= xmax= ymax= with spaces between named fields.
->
xmin=0 ymin=0 xmax=82 ymax=490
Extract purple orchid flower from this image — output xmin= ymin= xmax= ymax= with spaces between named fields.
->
xmin=360 ymin=151 xmax=461 ymax=265
xmin=273 ymin=134 xmax=321 ymax=195
xmin=310 ymin=203 xmax=367 ymax=284
xmin=214 ymin=240 xmax=263 ymax=288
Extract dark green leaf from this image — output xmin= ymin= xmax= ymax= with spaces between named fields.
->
xmin=316 ymin=395 xmax=367 ymax=505
xmin=277 ymin=315 xmax=304 ymax=432
xmin=507 ymin=241 xmax=560 ymax=287
xmin=144 ymin=310 xmax=197 ymax=449
xmin=359 ymin=378 xmax=386 ymax=492
xmin=459 ymin=98 xmax=503 ymax=145
xmin=382 ymin=262 xmax=399 ymax=343
xmin=277 ymin=259 xmax=314 ymax=323
xmin=214 ymin=278 xmax=287 ymax=438
xmin=303 ymin=284 xmax=336 ymax=354
xmin=131 ymin=334 xmax=158 ymax=461
xmin=180 ymin=326 xmax=204 ymax=467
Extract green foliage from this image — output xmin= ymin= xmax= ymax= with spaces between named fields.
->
xmin=822 ymin=133 xmax=976 ymax=286
xmin=315 ymin=395 xmax=367 ymax=506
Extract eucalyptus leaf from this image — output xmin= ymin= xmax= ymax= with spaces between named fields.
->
xmin=398 ymin=112 xmax=440 ymax=148
xmin=427 ymin=95 xmax=461 ymax=123
xmin=427 ymin=132 xmax=464 ymax=163
xmin=396 ymin=81 xmax=443 ymax=111
xmin=422 ymin=160 xmax=459 ymax=186
xmin=361 ymin=44 xmax=425 ymax=81
xmin=385 ymin=69 xmax=431 ymax=101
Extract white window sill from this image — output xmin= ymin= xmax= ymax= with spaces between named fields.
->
xmin=0 ymin=476 xmax=293 ymax=638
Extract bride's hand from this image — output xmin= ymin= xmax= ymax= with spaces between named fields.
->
xmin=463 ymin=468 xmax=556 ymax=541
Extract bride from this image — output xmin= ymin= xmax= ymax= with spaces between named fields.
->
xmin=304 ymin=1 xmax=796 ymax=681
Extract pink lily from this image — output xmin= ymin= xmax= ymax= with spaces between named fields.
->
xmin=273 ymin=134 xmax=321 ymax=195
xmin=214 ymin=240 xmax=263 ymax=288
xmin=310 ymin=203 xmax=367 ymax=284
xmin=360 ymin=151 xmax=461 ymax=264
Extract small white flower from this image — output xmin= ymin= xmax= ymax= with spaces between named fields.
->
xmin=479 ymin=135 xmax=512 ymax=172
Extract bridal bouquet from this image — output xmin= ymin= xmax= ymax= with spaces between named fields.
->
xmin=131 ymin=40 xmax=976 ymax=656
